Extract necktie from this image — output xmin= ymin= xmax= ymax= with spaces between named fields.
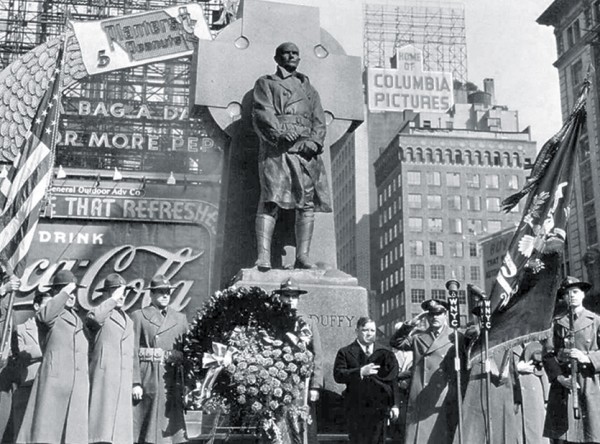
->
xmin=365 ymin=346 xmax=372 ymax=357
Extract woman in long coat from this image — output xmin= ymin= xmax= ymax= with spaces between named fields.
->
xmin=16 ymin=271 xmax=89 ymax=444
xmin=87 ymin=274 xmax=134 ymax=444
xmin=392 ymin=300 xmax=461 ymax=444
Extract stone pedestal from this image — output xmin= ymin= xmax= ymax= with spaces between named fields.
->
xmin=233 ymin=267 xmax=368 ymax=395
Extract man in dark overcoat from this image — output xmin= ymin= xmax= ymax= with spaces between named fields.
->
xmin=391 ymin=299 xmax=461 ymax=444
xmin=274 ymin=277 xmax=323 ymax=443
xmin=334 ymin=316 xmax=399 ymax=444
xmin=543 ymin=276 xmax=600 ymax=443
xmin=132 ymin=274 xmax=188 ymax=444
xmin=8 ymin=291 xmax=50 ymax=442
xmin=16 ymin=269 xmax=89 ymax=444
xmin=252 ymin=41 xmax=331 ymax=271
xmin=87 ymin=273 xmax=134 ymax=444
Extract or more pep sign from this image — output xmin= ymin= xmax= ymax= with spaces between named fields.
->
xmin=367 ymin=45 xmax=453 ymax=113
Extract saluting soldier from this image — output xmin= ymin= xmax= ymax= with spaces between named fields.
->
xmin=87 ymin=273 xmax=134 ymax=444
xmin=391 ymin=299 xmax=462 ymax=444
xmin=543 ymin=276 xmax=600 ymax=443
xmin=16 ymin=270 xmax=89 ymax=444
xmin=132 ymin=274 xmax=188 ymax=444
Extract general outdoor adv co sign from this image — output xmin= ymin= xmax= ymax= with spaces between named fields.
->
xmin=367 ymin=45 xmax=453 ymax=113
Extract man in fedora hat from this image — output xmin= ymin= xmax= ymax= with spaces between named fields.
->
xmin=86 ymin=273 xmax=134 ymax=444
xmin=392 ymin=299 xmax=462 ymax=444
xmin=543 ymin=276 xmax=600 ymax=443
xmin=131 ymin=274 xmax=187 ymax=444
xmin=17 ymin=269 xmax=89 ymax=444
xmin=273 ymin=277 xmax=323 ymax=443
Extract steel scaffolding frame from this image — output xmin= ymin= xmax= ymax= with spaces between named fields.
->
xmin=364 ymin=0 xmax=468 ymax=82
xmin=0 ymin=0 xmax=230 ymax=177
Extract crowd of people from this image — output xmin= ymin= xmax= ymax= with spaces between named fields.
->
xmin=333 ymin=276 xmax=600 ymax=444
xmin=0 ymin=272 xmax=599 ymax=444
xmin=0 ymin=270 xmax=189 ymax=444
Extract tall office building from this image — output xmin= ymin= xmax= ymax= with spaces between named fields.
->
xmin=372 ymin=87 xmax=536 ymax=335
xmin=538 ymin=0 xmax=600 ymax=279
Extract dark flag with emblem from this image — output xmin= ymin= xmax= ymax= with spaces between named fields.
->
xmin=458 ymin=78 xmax=589 ymax=444
xmin=0 ymin=42 xmax=64 ymax=362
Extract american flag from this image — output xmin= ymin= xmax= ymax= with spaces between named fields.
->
xmin=0 ymin=45 xmax=64 ymax=277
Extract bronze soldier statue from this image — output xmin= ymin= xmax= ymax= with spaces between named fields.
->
xmin=252 ymin=42 xmax=332 ymax=270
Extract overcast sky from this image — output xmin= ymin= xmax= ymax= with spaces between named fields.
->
xmin=461 ymin=0 xmax=562 ymax=148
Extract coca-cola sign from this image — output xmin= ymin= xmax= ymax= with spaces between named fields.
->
xmin=17 ymin=219 xmax=211 ymax=320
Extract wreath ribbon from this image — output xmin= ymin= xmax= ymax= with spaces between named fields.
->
xmin=199 ymin=342 xmax=238 ymax=404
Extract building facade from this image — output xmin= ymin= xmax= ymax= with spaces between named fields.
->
xmin=538 ymin=0 xmax=600 ymax=279
xmin=372 ymin=92 xmax=536 ymax=336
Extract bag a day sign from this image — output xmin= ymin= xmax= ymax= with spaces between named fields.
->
xmin=71 ymin=3 xmax=212 ymax=76
xmin=367 ymin=45 xmax=453 ymax=113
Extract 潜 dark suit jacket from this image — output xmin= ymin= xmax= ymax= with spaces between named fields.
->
xmin=333 ymin=340 xmax=399 ymax=420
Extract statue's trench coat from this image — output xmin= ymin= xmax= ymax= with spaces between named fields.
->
xmin=87 ymin=298 xmax=134 ymax=444
xmin=394 ymin=325 xmax=461 ymax=444
xmin=132 ymin=305 xmax=188 ymax=444
xmin=16 ymin=289 xmax=89 ymax=444
xmin=252 ymin=68 xmax=331 ymax=213
xmin=543 ymin=308 xmax=600 ymax=442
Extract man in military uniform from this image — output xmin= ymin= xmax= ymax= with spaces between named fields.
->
xmin=392 ymin=299 xmax=462 ymax=444
xmin=87 ymin=273 xmax=134 ymax=444
xmin=132 ymin=274 xmax=188 ymax=444
xmin=543 ymin=276 xmax=600 ymax=443
xmin=252 ymin=41 xmax=331 ymax=271
xmin=273 ymin=278 xmax=323 ymax=443
xmin=16 ymin=270 xmax=89 ymax=444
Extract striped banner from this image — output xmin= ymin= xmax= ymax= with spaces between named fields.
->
xmin=0 ymin=45 xmax=63 ymax=277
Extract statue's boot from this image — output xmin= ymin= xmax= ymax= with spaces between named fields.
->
xmin=294 ymin=210 xmax=316 ymax=269
xmin=255 ymin=214 xmax=276 ymax=271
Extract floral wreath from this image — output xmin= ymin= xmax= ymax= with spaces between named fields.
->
xmin=180 ymin=285 xmax=315 ymax=441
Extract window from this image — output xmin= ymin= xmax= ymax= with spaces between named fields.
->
xmin=432 ymin=289 xmax=446 ymax=300
xmin=409 ymin=217 xmax=423 ymax=232
xmin=449 ymin=218 xmax=463 ymax=234
xmin=507 ymin=175 xmax=519 ymax=190
xmin=411 ymin=289 xmax=426 ymax=303
xmin=428 ymin=218 xmax=443 ymax=232
xmin=423 ymin=120 xmax=431 ymax=128
xmin=429 ymin=241 xmax=444 ymax=256
xmin=470 ymin=266 xmax=481 ymax=281
xmin=571 ymin=59 xmax=584 ymax=95
xmin=447 ymin=195 xmax=461 ymax=210
xmin=427 ymin=195 xmax=442 ymax=209
xmin=431 ymin=265 xmax=445 ymax=280
xmin=409 ymin=240 xmax=424 ymax=256
xmin=455 ymin=265 xmax=466 ymax=280
xmin=586 ymin=217 xmax=598 ymax=246
xmin=458 ymin=290 xmax=466 ymax=304
xmin=407 ymin=171 xmax=421 ymax=185
xmin=466 ymin=173 xmax=480 ymax=188
xmin=408 ymin=194 xmax=422 ymax=209
xmin=446 ymin=172 xmax=461 ymax=187
xmin=574 ymin=19 xmax=581 ymax=41
xmin=567 ymin=26 xmax=574 ymax=47
xmin=468 ymin=219 xmax=483 ymax=234
xmin=427 ymin=171 xmax=441 ymax=186
xmin=469 ymin=242 xmax=478 ymax=257
xmin=410 ymin=264 xmax=425 ymax=279
xmin=488 ymin=220 xmax=503 ymax=232
xmin=556 ymin=33 xmax=564 ymax=54
xmin=467 ymin=196 xmax=481 ymax=211
xmin=449 ymin=241 xmax=464 ymax=257
xmin=486 ymin=197 xmax=501 ymax=212
xmin=485 ymin=174 xmax=499 ymax=189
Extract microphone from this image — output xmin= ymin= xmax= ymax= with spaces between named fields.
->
xmin=467 ymin=283 xmax=487 ymax=299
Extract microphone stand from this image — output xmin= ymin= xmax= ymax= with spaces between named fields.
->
xmin=480 ymin=296 xmax=492 ymax=444
xmin=445 ymin=278 xmax=463 ymax=444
